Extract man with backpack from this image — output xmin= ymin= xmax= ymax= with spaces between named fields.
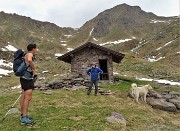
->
xmin=86 ymin=62 xmax=103 ymax=96
xmin=18 ymin=44 xmax=37 ymax=125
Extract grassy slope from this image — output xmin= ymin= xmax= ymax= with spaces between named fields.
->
xmin=0 ymin=79 xmax=180 ymax=131
xmin=113 ymin=53 xmax=180 ymax=82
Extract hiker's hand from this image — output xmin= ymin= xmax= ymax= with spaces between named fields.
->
xmin=32 ymin=70 xmax=35 ymax=76
xmin=33 ymin=75 xmax=37 ymax=79
xmin=33 ymin=75 xmax=38 ymax=83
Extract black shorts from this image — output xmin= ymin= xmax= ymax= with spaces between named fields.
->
xmin=20 ymin=78 xmax=34 ymax=91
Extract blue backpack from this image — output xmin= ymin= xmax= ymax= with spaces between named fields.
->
xmin=13 ymin=49 xmax=28 ymax=76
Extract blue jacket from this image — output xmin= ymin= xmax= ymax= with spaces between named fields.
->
xmin=86 ymin=67 xmax=103 ymax=81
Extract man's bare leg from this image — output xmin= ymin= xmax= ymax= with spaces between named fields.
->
xmin=20 ymin=90 xmax=25 ymax=115
xmin=22 ymin=89 xmax=32 ymax=116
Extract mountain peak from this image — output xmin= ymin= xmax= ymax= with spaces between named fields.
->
xmin=119 ymin=3 xmax=140 ymax=7
xmin=112 ymin=3 xmax=141 ymax=11
xmin=97 ymin=3 xmax=156 ymax=19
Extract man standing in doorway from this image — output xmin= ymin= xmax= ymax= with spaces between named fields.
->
xmin=86 ymin=62 xmax=103 ymax=96
xmin=20 ymin=44 xmax=37 ymax=125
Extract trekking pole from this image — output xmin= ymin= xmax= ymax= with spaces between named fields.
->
xmin=41 ymin=66 xmax=49 ymax=89
xmin=2 ymin=93 xmax=22 ymax=121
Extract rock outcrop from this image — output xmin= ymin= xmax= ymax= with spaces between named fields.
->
xmin=35 ymin=77 xmax=90 ymax=90
xmin=147 ymin=91 xmax=180 ymax=112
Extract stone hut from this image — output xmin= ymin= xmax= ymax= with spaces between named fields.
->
xmin=58 ymin=42 xmax=125 ymax=81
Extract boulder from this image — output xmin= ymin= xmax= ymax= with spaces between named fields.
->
xmin=127 ymin=91 xmax=134 ymax=99
xmin=39 ymin=86 xmax=49 ymax=90
xmin=63 ymin=77 xmax=72 ymax=81
xmin=62 ymin=80 xmax=71 ymax=84
xmin=169 ymin=91 xmax=180 ymax=97
xmin=7 ymin=108 xmax=20 ymax=114
xmin=99 ymin=90 xmax=112 ymax=95
xmin=51 ymin=80 xmax=64 ymax=85
xmin=168 ymin=99 xmax=180 ymax=109
xmin=36 ymin=76 xmax=90 ymax=90
xmin=44 ymin=90 xmax=53 ymax=95
xmin=34 ymin=84 xmax=49 ymax=90
xmin=67 ymin=86 xmax=86 ymax=91
xmin=175 ymin=96 xmax=180 ymax=101
xmin=107 ymin=112 xmax=127 ymax=126
xmin=149 ymin=92 xmax=163 ymax=99
xmin=73 ymin=77 xmax=84 ymax=81
xmin=45 ymin=57 xmax=51 ymax=61
xmin=161 ymin=94 xmax=172 ymax=100
xmin=161 ymin=90 xmax=171 ymax=95
xmin=147 ymin=98 xmax=177 ymax=112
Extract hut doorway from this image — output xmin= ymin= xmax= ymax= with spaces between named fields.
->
xmin=99 ymin=59 xmax=109 ymax=80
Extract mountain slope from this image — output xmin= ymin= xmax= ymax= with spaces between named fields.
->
xmin=0 ymin=11 xmax=76 ymax=53
xmin=67 ymin=4 xmax=177 ymax=47
xmin=109 ymin=20 xmax=179 ymax=67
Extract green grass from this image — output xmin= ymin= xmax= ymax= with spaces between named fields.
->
xmin=0 ymin=80 xmax=180 ymax=131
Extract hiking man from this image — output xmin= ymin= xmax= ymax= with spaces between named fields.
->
xmin=86 ymin=62 xmax=103 ymax=96
xmin=20 ymin=44 xmax=37 ymax=125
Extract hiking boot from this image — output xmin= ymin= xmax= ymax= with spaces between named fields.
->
xmin=20 ymin=114 xmax=33 ymax=121
xmin=20 ymin=116 xmax=34 ymax=125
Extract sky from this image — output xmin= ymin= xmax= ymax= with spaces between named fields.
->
xmin=0 ymin=0 xmax=179 ymax=28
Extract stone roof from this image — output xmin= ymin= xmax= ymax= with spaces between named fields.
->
xmin=57 ymin=42 xmax=125 ymax=63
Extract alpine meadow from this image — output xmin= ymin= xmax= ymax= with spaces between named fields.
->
xmin=0 ymin=3 xmax=180 ymax=131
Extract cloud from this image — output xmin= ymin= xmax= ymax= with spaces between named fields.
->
xmin=0 ymin=0 xmax=179 ymax=28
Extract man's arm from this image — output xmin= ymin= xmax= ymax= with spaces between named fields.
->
xmin=27 ymin=53 xmax=35 ymax=76
xmin=86 ymin=68 xmax=91 ymax=76
xmin=98 ymin=68 xmax=103 ymax=75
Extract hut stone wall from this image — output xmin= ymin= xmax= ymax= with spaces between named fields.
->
xmin=71 ymin=47 xmax=113 ymax=81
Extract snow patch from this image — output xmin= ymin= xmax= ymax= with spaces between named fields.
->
xmin=177 ymin=51 xmax=180 ymax=54
xmin=67 ymin=48 xmax=73 ymax=52
xmin=42 ymin=70 xmax=49 ymax=73
xmin=0 ymin=59 xmax=13 ymax=77
xmin=147 ymin=56 xmax=165 ymax=62
xmin=1 ymin=48 xmax=8 ymax=51
xmin=137 ymin=77 xmax=180 ymax=86
xmin=54 ymin=74 xmax=59 ymax=76
xmin=113 ymin=72 xmax=119 ymax=75
xmin=100 ymin=39 xmax=132 ymax=46
xmin=4 ymin=45 xmax=18 ymax=52
xmin=55 ymin=54 xmax=63 ymax=57
xmin=155 ymin=40 xmax=175 ymax=51
xmin=131 ymin=40 xmax=150 ymax=52
xmin=150 ymin=19 xmax=169 ymax=24
xmin=0 ymin=68 xmax=13 ymax=75
xmin=64 ymin=35 xmax=72 ymax=38
xmin=0 ymin=59 xmax=13 ymax=68
xmin=93 ymin=38 xmax=98 ymax=41
xmin=11 ymin=85 xmax=21 ymax=90
xmin=137 ymin=78 xmax=154 ymax=81
xmin=89 ymin=28 xmax=94 ymax=37
xmin=61 ymin=41 xmax=67 ymax=43
xmin=61 ymin=44 xmax=67 ymax=46
xmin=39 ymin=77 xmax=46 ymax=80
xmin=132 ymin=36 xmax=136 ymax=39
